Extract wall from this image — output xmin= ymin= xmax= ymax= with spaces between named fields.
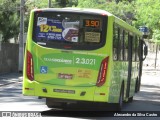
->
xmin=0 ymin=43 xmax=19 ymax=74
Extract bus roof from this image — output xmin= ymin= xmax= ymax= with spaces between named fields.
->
xmin=114 ymin=16 xmax=142 ymax=36
xmin=63 ymin=8 xmax=113 ymax=16
xmin=32 ymin=8 xmax=113 ymax=16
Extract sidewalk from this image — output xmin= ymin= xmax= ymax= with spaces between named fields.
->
xmin=0 ymin=73 xmax=23 ymax=86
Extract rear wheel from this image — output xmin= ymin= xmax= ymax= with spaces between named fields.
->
xmin=135 ymin=78 xmax=139 ymax=93
xmin=117 ymin=83 xmax=124 ymax=111
xmin=127 ymin=96 xmax=133 ymax=103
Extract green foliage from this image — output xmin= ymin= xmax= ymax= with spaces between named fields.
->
xmin=78 ymin=1 xmax=136 ymax=24
xmin=152 ymin=29 xmax=160 ymax=42
xmin=77 ymin=0 xmax=160 ymax=41
xmin=78 ymin=0 xmax=99 ymax=8
xmin=1 ymin=0 xmax=160 ymax=42
xmin=0 ymin=0 xmax=78 ymax=42
xmin=49 ymin=0 xmax=78 ymax=8
xmin=55 ymin=0 xmax=69 ymax=7
xmin=135 ymin=0 xmax=160 ymax=35
xmin=0 ymin=0 xmax=20 ymax=42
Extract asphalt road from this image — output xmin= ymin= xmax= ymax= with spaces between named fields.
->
xmin=0 ymin=71 xmax=160 ymax=119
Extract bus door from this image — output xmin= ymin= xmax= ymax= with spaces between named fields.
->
xmin=126 ymin=34 xmax=133 ymax=98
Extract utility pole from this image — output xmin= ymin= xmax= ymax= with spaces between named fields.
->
xmin=48 ymin=0 xmax=51 ymax=8
xmin=155 ymin=43 xmax=158 ymax=69
xmin=18 ymin=0 xmax=24 ymax=72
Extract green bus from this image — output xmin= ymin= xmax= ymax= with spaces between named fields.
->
xmin=23 ymin=8 xmax=147 ymax=110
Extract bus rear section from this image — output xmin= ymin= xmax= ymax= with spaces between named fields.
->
xmin=23 ymin=9 xmax=112 ymax=108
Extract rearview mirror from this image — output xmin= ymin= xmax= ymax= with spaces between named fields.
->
xmin=141 ymin=40 xmax=148 ymax=61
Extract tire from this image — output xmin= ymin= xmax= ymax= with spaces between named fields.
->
xmin=135 ymin=78 xmax=139 ymax=93
xmin=127 ymin=96 xmax=133 ymax=103
xmin=117 ymin=83 xmax=124 ymax=111
xmin=137 ymin=79 xmax=141 ymax=92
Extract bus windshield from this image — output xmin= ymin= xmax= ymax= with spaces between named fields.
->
xmin=33 ymin=11 xmax=107 ymax=50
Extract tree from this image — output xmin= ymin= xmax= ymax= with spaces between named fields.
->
xmin=152 ymin=30 xmax=160 ymax=42
xmin=135 ymin=0 xmax=160 ymax=37
xmin=78 ymin=0 xmax=136 ymax=24
xmin=77 ymin=0 xmax=160 ymax=40
xmin=1 ymin=0 xmax=160 ymax=43
xmin=78 ymin=0 xmax=99 ymax=8
xmin=54 ymin=0 xmax=78 ymax=7
xmin=0 ymin=0 xmax=20 ymax=42
xmin=55 ymin=0 xmax=69 ymax=7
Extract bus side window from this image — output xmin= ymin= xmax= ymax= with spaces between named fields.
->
xmin=124 ymin=31 xmax=128 ymax=61
xmin=135 ymin=36 xmax=138 ymax=61
xmin=113 ymin=25 xmax=119 ymax=61
xmin=119 ymin=29 xmax=123 ymax=61
xmin=122 ymin=30 xmax=125 ymax=60
xmin=135 ymin=37 xmax=140 ymax=61
xmin=132 ymin=35 xmax=136 ymax=62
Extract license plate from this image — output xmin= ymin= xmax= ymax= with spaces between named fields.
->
xmin=58 ymin=73 xmax=73 ymax=79
xmin=53 ymin=89 xmax=75 ymax=94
